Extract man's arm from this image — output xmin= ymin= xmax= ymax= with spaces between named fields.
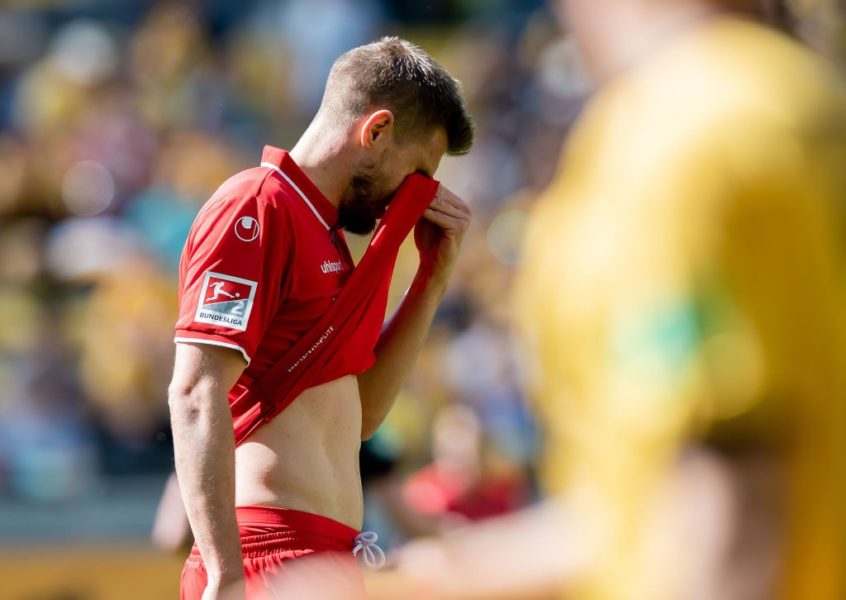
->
xmin=358 ymin=185 xmax=470 ymax=439
xmin=168 ymin=342 xmax=246 ymax=597
xmin=371 ymin=499 xmax=589 ymax=600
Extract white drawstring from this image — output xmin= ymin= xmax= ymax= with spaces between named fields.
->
xmin=353 ymin=531 xmax=386 ymax=569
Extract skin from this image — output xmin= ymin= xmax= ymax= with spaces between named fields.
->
xmin=168 ymin=105 xmax=471 ymax=600
xmin=282 ymin=1 xmax=769 ymax=599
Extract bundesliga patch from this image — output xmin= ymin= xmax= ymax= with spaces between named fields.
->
xmin=194 ymin=272 xmax=257 ymax=331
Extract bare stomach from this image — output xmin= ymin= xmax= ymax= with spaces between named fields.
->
xmin=234 ymin=375 xmax=364 ymax=530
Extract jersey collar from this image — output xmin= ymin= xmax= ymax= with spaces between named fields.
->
xmin=260 ymin=145 xmax=339 ymax=230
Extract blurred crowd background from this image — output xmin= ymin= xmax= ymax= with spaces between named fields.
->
xmin=0 ymin=0 xmax=843 ymax=596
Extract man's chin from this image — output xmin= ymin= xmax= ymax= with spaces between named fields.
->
xmin=341 ymin=217 xmax=378 ymax=236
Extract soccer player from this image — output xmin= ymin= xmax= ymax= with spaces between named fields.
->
xmin=516 ymin=1 xmax=846 ymax=597
xmin=356 ymin=1 xmax=846 ymax=599
xmin=167 ymin=37 xmax=473 ymax=599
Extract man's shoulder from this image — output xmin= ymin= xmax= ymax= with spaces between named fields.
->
xmin=632 ymin=20 xmax=844 ymax=143
xmin=579 ymin=34 xmax=842 ymax=188
xmin=199 ymin=166 xmax=301 ymax=222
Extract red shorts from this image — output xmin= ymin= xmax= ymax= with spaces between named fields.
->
xmin=180 ymin=506 xmax=364 ymax=600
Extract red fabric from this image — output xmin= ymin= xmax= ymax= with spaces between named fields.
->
xmin=404 ymin=465 xmax=530 ymax=522
xmin=229 ymin=172 xmax=438 ymax=445
xmin=175 ymin=147 xmax=437 ymax=446
xmin=175 ymin=147 xmax=352 ymax=366
xmin=180 ymin=506 xmax=363 ymax=600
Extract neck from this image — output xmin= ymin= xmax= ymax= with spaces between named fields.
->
xmin=582 ymin=0 xmax=726 ymax=81
xmin=290 ymin=118 xmax=351 ymax=208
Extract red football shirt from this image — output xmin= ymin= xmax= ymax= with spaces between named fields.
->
xmin=175 ymin=146 xmax=358 ymax=403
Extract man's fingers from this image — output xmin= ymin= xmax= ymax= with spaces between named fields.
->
xmin=434 ymin=190 xmax=468 ymax=208
xmin=430 ymin=191 xmax=471 ymax=217
xmin=422 ymin=207 xmax=469 ymax=232
xmin=432 ymin=191 xmax=470 ymax=213
xmin=432 ymin=200 xmax=471 ymax=220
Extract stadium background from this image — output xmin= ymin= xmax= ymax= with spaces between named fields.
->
xmin=0 ymin=1 xmax=842 ymax=597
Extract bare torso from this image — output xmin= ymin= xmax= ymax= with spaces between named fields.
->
xmin=234 ymin=375 xmax=364 ymax=529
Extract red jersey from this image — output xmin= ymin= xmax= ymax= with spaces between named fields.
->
xmin=175 ymin=146 xmax=357 ymax=407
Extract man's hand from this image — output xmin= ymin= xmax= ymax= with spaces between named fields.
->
xmin=201 ymin=573 xmax=246 ymax=600
xmin=415 ymin=184 xmax=471 ymax=282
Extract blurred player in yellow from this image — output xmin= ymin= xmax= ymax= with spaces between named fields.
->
xmin=337 ymin=0 xmax=846 ymax=599
xmin=515 ymin=0 xmax=846 ymax=597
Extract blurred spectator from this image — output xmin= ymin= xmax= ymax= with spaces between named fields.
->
xmin=0 ymin=313 xmax=98 ymax=503
xmin=403 ymin=404 xmax=532 ymax=525
xmin=276 ymin=0 xmax=386 ymax=114
xmin=11 ymin=19 xmax=118 ymax=138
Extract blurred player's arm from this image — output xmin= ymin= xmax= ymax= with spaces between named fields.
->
xmin=358 ymin=184 xmax=470 ymax=438
xmin=362 ymin=499 xmax=590 ymax=600
xmin=168 ymin=342 xmax=246 ymax=598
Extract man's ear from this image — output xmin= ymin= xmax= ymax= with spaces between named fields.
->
xmin=359 ymin=109 xmax=395 ymax=148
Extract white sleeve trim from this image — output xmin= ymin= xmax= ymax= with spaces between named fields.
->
xmin=174 ymin=337 xmax=251 ymax=364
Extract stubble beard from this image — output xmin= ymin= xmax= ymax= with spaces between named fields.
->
xmin=337 ymin=173 xmax=390 ymax=235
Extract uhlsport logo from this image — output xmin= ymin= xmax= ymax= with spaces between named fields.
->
xmin=234 ymin=216 xmax=260 ymax=242
xmin=194 ymin=272 xmax=257 ymax=331
xmin=320 ymin=259 xmax=345 ymax=274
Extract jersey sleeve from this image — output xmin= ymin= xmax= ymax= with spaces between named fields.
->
xmin=174 ymin=193 xmax=289 ymax=363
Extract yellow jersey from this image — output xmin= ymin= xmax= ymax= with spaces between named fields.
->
xmin=516 ymin=17 xmax=846 ymax=600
